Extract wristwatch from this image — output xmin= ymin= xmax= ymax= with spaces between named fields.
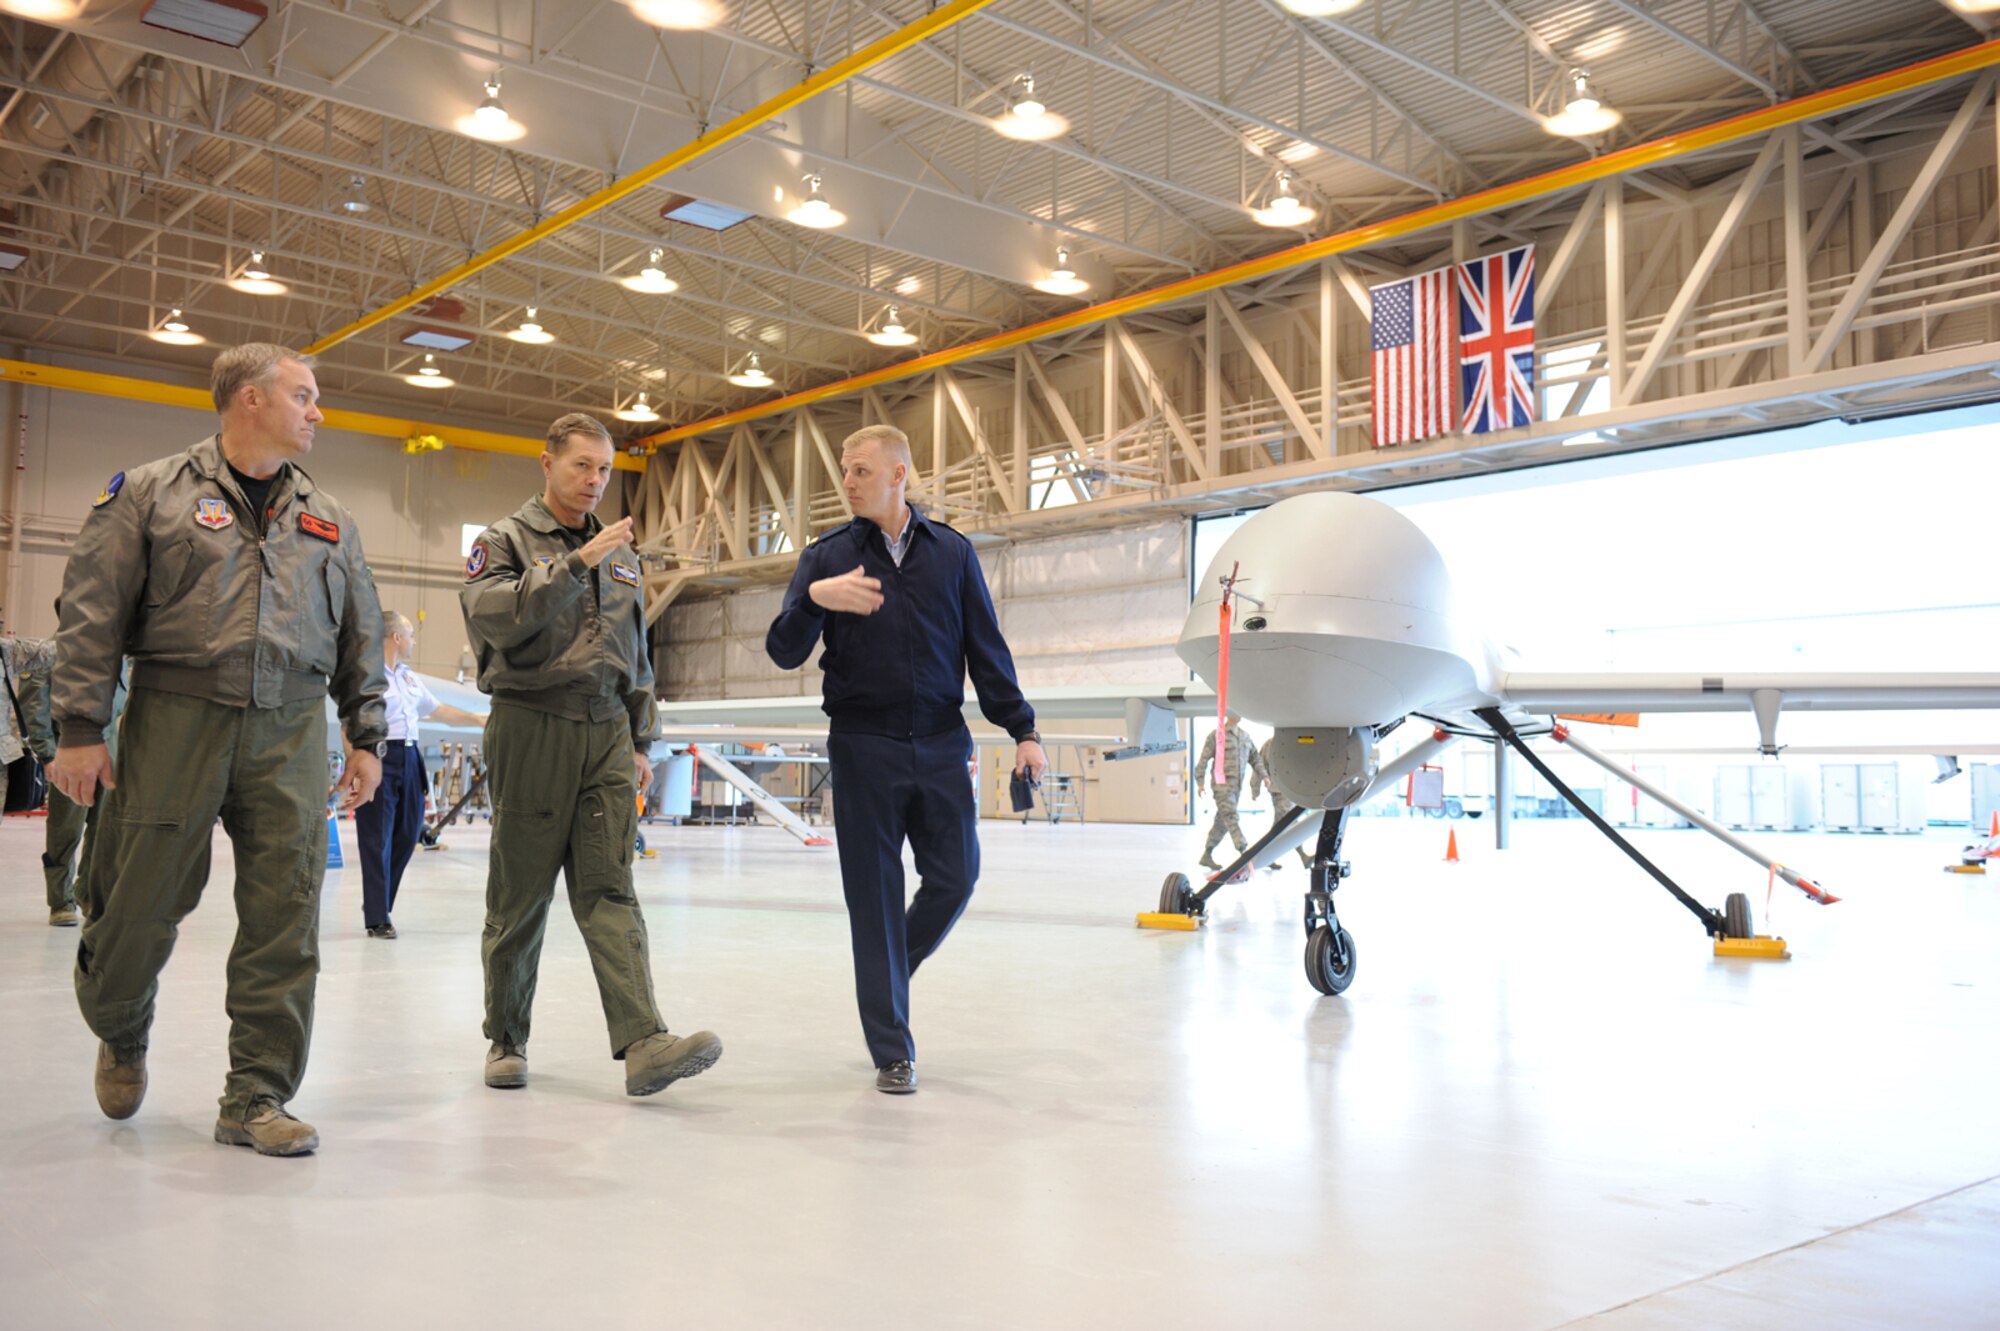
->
xmin=374 ymin=741 xmax=388 ymax=759
xmin=1014 ymin=729 xmax=1041 ymax=745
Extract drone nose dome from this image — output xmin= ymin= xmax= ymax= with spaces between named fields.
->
xmin=1178 ymin=491 xmax=1486 ymax=727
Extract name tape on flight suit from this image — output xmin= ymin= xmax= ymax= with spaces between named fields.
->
xmin=93 ymin=473 xmax=124 ymax=507
xmin=298 ymin=513 xmax=340 ymax=543
xmin=194 ymin=497 xmax=235 ymax=530
xmin=609 ymin=562 xmax=640 ymax=587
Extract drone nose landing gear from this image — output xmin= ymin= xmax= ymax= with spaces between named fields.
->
xmin=1303 ymin=808 xmax=1357 ymax=995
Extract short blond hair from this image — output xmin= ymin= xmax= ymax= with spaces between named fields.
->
xmin=212 ymin=343 xmax=311 ymax=414
xmin=842 ymin=424 xmax=913 ymax=471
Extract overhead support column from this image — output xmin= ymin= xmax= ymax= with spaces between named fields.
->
xmin=1494 ymin=739 xmax=1514 ymax=850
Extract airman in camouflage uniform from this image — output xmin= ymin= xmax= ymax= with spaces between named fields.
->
xmin=18 ymin=627 xmax=128 ymax=925
xmin=1250 ymin=736 xmax=1313 ymax=869
xmin=1194 ymin=713 xmax=1268 ymax=870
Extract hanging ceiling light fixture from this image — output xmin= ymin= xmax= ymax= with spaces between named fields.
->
xmin=1542 ymin=67 xmax=1623 ymax=137
xmin=228 ymin=251 xmax=288 ymax=296
xmin=338 ymin=174 xmax=371 ymax=216
xmin=786 ymin=174 xmax=845 ymax=229
xmin=867 ymin=307 xmax=917 ymax=348
xmin=993 ymin=72 xmax=1068 ymax=141
xmin=506 ymin=306 xmax=554 ymax=344
xmin=727 ymin=353 xmax=774 ymax=388
xmin=406 ymin=353 xmax=454 ymax=388
xmin=1253 ymin=171 xmax=1315 ymax=228
xmin=1275 ymin=0 xmax=1366 ymax=15
xmin=629 ymin=0 xmax=725 ymax=27
xmin=1032 ymin=246 xmax=1090 ymax=296
xmin=620 ymin=248 xmax=679 ymax=294
xmin=459 ymin=72 xmax=526 ymax=142
xmin=149 ymin=308 xmax=204 ymax=346
xmin=615 ymin=392 xmax=662 ymax=423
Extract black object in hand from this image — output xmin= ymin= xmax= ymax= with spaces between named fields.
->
xmin=1009 ymin=771 xmax=1038 ymax=813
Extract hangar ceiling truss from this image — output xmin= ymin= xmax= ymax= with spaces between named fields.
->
xmin=0 ymin=0 xmax=1989 ymax=444
xmin=627 ymin=64 xmax=2000 ymax=619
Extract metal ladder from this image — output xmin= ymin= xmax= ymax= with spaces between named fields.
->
xmin=1030 ymin=773 xmax=1081 ymax=825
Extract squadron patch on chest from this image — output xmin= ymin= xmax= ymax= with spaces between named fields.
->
xmin=465 ymin=543 xmax=488 ymax=578
xmin=298 ymin=513 xmax=340 ymax=543
xmin=194 ymin=497 xmax=235 ymax=530
xmin=94 ymin=473 xmax=125 ymax=508
xmin=609 ymin=561 xmax=640 ymax=587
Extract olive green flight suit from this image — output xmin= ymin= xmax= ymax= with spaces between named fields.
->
xmin=21 ymin=646 xmax=126 ymax=912
xmin=461 ymin=495 xmax=665 ymax=1058
xmin=54 ymin=437 xmax=386 ymax=1120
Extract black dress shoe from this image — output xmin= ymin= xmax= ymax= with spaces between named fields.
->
xmin=875 ymin=1061 xmax=917 ymax=1094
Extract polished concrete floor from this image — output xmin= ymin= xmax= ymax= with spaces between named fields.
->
xmin=2 ymin=809 xmax=1996 ymax=1330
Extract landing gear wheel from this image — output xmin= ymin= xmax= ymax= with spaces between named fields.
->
xmin=1723 ymin=892 xmax=1753 ymax=940
xmin=1305 ymin=924 xmax=1357 ymax=996
xmin=1158 ymin=872 xmax=1194 ymax=916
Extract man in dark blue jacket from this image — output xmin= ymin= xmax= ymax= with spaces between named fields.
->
xmin=767 ymin=424 xmax=1045 ymax=1094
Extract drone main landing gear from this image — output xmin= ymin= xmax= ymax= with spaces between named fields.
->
xmin=1302 ymin=808 xmax=1357 ymax=995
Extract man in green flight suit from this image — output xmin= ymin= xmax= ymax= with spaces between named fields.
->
xmin=51 ymin=343 xmax=386 ymax=1157
xmin=460 ymin=412 xmax=721 ymax=1098
xmin=19 ymin=608 xmax=126 ymax=927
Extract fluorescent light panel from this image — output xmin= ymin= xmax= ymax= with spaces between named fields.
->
xmin=140 ymin=0 xmax=268 ymax=47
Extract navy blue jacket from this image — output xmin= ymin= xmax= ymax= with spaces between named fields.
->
xmin=766 ymin=505 xmax=1035 ymax=741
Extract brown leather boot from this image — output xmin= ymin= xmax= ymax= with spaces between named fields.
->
xmin=214 ymin=1105 xmax=319 ymax=1156
xmin=93 ymin=1042 xmax=146 ymax=1120
xmin=622 ymin=1030 xmax=722 ymax=1096
xmin=484 ymin=1042 xmax=527 ymax=1089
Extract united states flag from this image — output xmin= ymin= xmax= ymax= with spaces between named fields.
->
xmin=1458 ymin=244 xmax=1537 ymax=434
xmin=1370 ymin=267 xmax=1455 ymax=448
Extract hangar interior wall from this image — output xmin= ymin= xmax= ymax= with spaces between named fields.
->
xmin=0 ymin=377 xmax=599 ymax=680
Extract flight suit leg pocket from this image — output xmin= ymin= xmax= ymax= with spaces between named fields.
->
xmin=578 ymin=790 xmax=636 ymax=889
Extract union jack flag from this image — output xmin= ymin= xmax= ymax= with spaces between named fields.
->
xmin=1457 ymin=244 xmax=1537 ymax=434
xmin=1369 ymin=266 xmax=1455 ymax=448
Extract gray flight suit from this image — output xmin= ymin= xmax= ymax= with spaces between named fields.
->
xmin=20 ymin=643 xmax=127 ymax=912
xmin=1252 ymin=737 xmax=1314 ymax=868
xmin=1195 ymin=723 xmax=1268 ymax=863
xmin=460 ymin=495 xmax=666 ymax=1058
xmin=54 ymin=437 xmax=386 ymax=1120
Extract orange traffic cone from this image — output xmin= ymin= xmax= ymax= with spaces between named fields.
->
xmin=1444 ymin=828 xmax=1460 ymax=863
xmin=1990 ymin=811 xmax=1999 ymax=839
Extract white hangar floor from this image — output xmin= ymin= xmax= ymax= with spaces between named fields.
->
xmin=2 ymin=813 xmax=1995 ymax=1330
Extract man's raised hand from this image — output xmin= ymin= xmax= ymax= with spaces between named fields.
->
xmin=578 ymin=516 xmax=635 ymax=568
xmin=809 ymin=565 xmax=885 ymax=615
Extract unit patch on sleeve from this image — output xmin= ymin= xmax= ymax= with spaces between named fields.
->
xmin=298 ymin=513 xmax=340 ymax=543
xmin=193 ymin=497 xmax=235 ymax=530
xmin=465 ymin=543 xmax=489 ymax=578
xmin=609 ymin=562 xmax=640 ymax=587
xmin=93 ymin=472 xmax=125 ymax=508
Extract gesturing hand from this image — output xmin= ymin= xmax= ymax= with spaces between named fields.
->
xmin=578 ymin=516 xmax=635 ymax=568
xmin=809 ymin=565 xmax=885 ymax=615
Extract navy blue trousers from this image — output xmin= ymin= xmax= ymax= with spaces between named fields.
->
xmin=827 ymin=726 xmax=980 ymax=1067
xmin=355 ymin=743 xmax=426 ymax=928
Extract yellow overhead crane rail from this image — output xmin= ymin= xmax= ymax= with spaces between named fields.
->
xmin=0 ymin=358 xmax=633 ymax=470
xmin=302 ymin=0 xmax=1004 ymax=356
xmin=641 ymin=39 xmax=2000 ymax=450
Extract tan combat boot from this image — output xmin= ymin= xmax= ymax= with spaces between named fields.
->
xmin=484 ymin=1042 xmax=527 ymax=1089
xmin=622 ymin=1029 xmax=722 ymax=1097
xmin=94 ymin=1042 xmax=146 ymax=1120
xmin=214 ymin=1105 xmax=319 ymax=1156
xmin=49 ymin=905 xmax=80 ymax=927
